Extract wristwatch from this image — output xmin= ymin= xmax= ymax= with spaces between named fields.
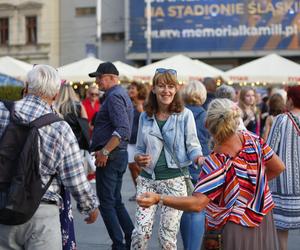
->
xmin=101 ymin=148 xmax=110 ymax=157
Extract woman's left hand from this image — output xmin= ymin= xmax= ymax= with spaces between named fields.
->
xmin=136 ymin=192 xmax=160 ymax=208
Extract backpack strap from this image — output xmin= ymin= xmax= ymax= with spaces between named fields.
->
xmin=2 ymin=100 xmax=14 ymax=112
xmin=30 ymin=113 xmax=63 ymax=128
xmin=2 ymin=100 xmax=15 ymax=120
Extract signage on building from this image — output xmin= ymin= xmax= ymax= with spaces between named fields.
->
xmin=127 ymin=0 xmax=300 ymax=57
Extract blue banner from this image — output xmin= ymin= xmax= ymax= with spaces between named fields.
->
xmin=128 ymin=0 xmax=300 ymax=54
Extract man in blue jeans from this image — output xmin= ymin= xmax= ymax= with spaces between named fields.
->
xmin=89 ymin=62 xmax=134 ymax=250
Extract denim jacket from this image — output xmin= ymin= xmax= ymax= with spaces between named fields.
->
xmin=135 ymin=108 xmax=203 ymax=178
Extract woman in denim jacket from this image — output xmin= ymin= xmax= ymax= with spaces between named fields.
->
xmin=131 ymin=69 xmax=204 ymax=250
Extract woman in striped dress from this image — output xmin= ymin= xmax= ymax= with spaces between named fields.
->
xmin=136 ymin=98 xmax=285 ymax=250
xmin=267 ymin=85 xmax=300 ymax=250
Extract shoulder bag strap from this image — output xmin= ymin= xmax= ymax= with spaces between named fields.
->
xmin=287 ymin=112 xmax=300 ymax=136
xmin=160 ymin=115 xmax=190 ymax=177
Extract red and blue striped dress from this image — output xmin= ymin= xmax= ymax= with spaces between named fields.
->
xmin=194 ymin=130 xmax=274 ymax=230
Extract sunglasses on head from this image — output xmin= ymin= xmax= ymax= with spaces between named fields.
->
xmin=155 ymin=68 xmax=177 ymax=76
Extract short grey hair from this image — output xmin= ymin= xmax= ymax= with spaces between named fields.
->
xmin=181 ymin=80 xmax=207 ymax=106
xmin=206 ymin=98 xmax=242 ymax=143
xmin=215 ymin=84 xmax=236 ymax=101
xmin=27 ymin=64 xmax=61 ymax=98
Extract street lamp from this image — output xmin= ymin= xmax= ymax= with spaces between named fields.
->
xmin=146 ymin=0 xmax=152 ymax=65
xmin=96 ymin=0 xmax=102 ymax=59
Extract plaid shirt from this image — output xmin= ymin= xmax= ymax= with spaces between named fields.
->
xmin=0 ymin=95 xmax=99 ymax=214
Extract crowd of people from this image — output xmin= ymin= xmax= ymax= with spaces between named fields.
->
xmin=0 ymin=61 xmax=299 ymax=250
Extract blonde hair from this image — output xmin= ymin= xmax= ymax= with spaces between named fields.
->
xmin=238 ymin=87 xmax=257 ymax=114
xmin=181 ymin=80 xmax=207 ymax=106
xmin=206 ymin=98 xmax=242 ymax=144
xmin=87 ymin=84 xmax=99 ymax=95
xmin=56 ymin=83 xmax=80 ymax=116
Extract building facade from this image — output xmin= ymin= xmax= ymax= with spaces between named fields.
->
xmin=59 ymin=0 xmax=127 ymax=65
xmin=0 ymin=0 xmax=299 ymax=69
xmin=0 ymin=0 xmax=60 ymax=66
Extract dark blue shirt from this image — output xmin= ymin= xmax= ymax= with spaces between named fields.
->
xmin=90 ymin=85 xmax=133 ymax=151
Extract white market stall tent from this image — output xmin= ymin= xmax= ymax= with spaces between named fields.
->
xmin=113 ymin=61 xmax=138 ymax=81
xmin=224 ymin=54 xmax=300 ymax=84
xmin=134 ymin=54 xmax=224 ymax=83
xmin=58 ymin=57 xmax=138 ymax=83
xmin=0 ymin=56 xmax=32 ymax=81
xmin=193 ymin=59 xmax=225 ymax=78
xmin=58 ymin=57 xmax=103 ymax=83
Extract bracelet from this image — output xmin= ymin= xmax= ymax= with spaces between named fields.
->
xmin=158 ymin=195 xmax=165 ymax=206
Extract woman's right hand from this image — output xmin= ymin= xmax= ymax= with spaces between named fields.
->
xmin=134 ymin=154 xmax=151 ymax=167
xmin=136 ymin=192 xmax=160 ymax=208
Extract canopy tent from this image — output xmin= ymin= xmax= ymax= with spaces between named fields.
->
xmin=224 ymin=54 xmax=300 ymax=84
xmin=0 ymin=56 xmax=32 ymax=81
xmin=134 ymin=54 xmax=224 ymax=83
xmin=193 ymin=60 xmax=225 ymax=78
xmin=113 ymin=61 xmax=138 ymax=81
xmin=58 ymin=57 xmax=138 ymax=82
xmin=58 ymin=57 xmax=103 ymax=83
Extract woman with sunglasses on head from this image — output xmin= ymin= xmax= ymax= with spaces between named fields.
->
xmin=82 ymin=84 xmax=101 ymax=133
xmin=136 ymin=98 xmax=285 ymax=250
xmin=130 ymin=69 xmax=204 ymax=250
xmin=82 ymin=85 xmax=101 ymax=182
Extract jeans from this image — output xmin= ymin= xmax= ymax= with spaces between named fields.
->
xmin=180 ymin=211 xmax=205 ymax=250
xmin=180 ymin=164 xmax=205 ymax=250
xmin=96 ymin=149 xmax=134 ymax=250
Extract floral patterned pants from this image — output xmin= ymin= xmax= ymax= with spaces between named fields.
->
xmin=131 ymin=176 xmax=187 ymax=250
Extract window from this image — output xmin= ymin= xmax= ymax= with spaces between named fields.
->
xmin=0 ymin=18 xmax=9 ymax=45
xmin=26 ymin=16 xmax=37 ymax=44
xmin=102 ymin=32 xmax=124 ymax=42
xmin=75 ymin=7 xmax=96 ymax=17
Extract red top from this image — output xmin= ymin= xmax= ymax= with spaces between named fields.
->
xmin=82 ymin=98 xmax=100 ymax=123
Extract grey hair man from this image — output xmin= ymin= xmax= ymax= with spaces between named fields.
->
xmin=0 ymin=65 xmax=99 ymax=249
xmin=215 ymin=84 xmax=246 ymax=131
xmin=215 ymin=84 xmax=237 ymax=101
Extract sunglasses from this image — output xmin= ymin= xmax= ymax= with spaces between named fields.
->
xmin=90 ymin=93 xmax=99 ymax=97
xmin=155 ymin=68 xmax=177 ymax=75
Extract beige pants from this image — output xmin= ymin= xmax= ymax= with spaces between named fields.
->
xmin=0 ymin=204 xmax=62 ymax=250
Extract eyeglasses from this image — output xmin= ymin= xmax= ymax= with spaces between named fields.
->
xmin=155 ymin=68 xmax=177 ymax=76
xmin=90 ymin=93 xmax=99 ymax=97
